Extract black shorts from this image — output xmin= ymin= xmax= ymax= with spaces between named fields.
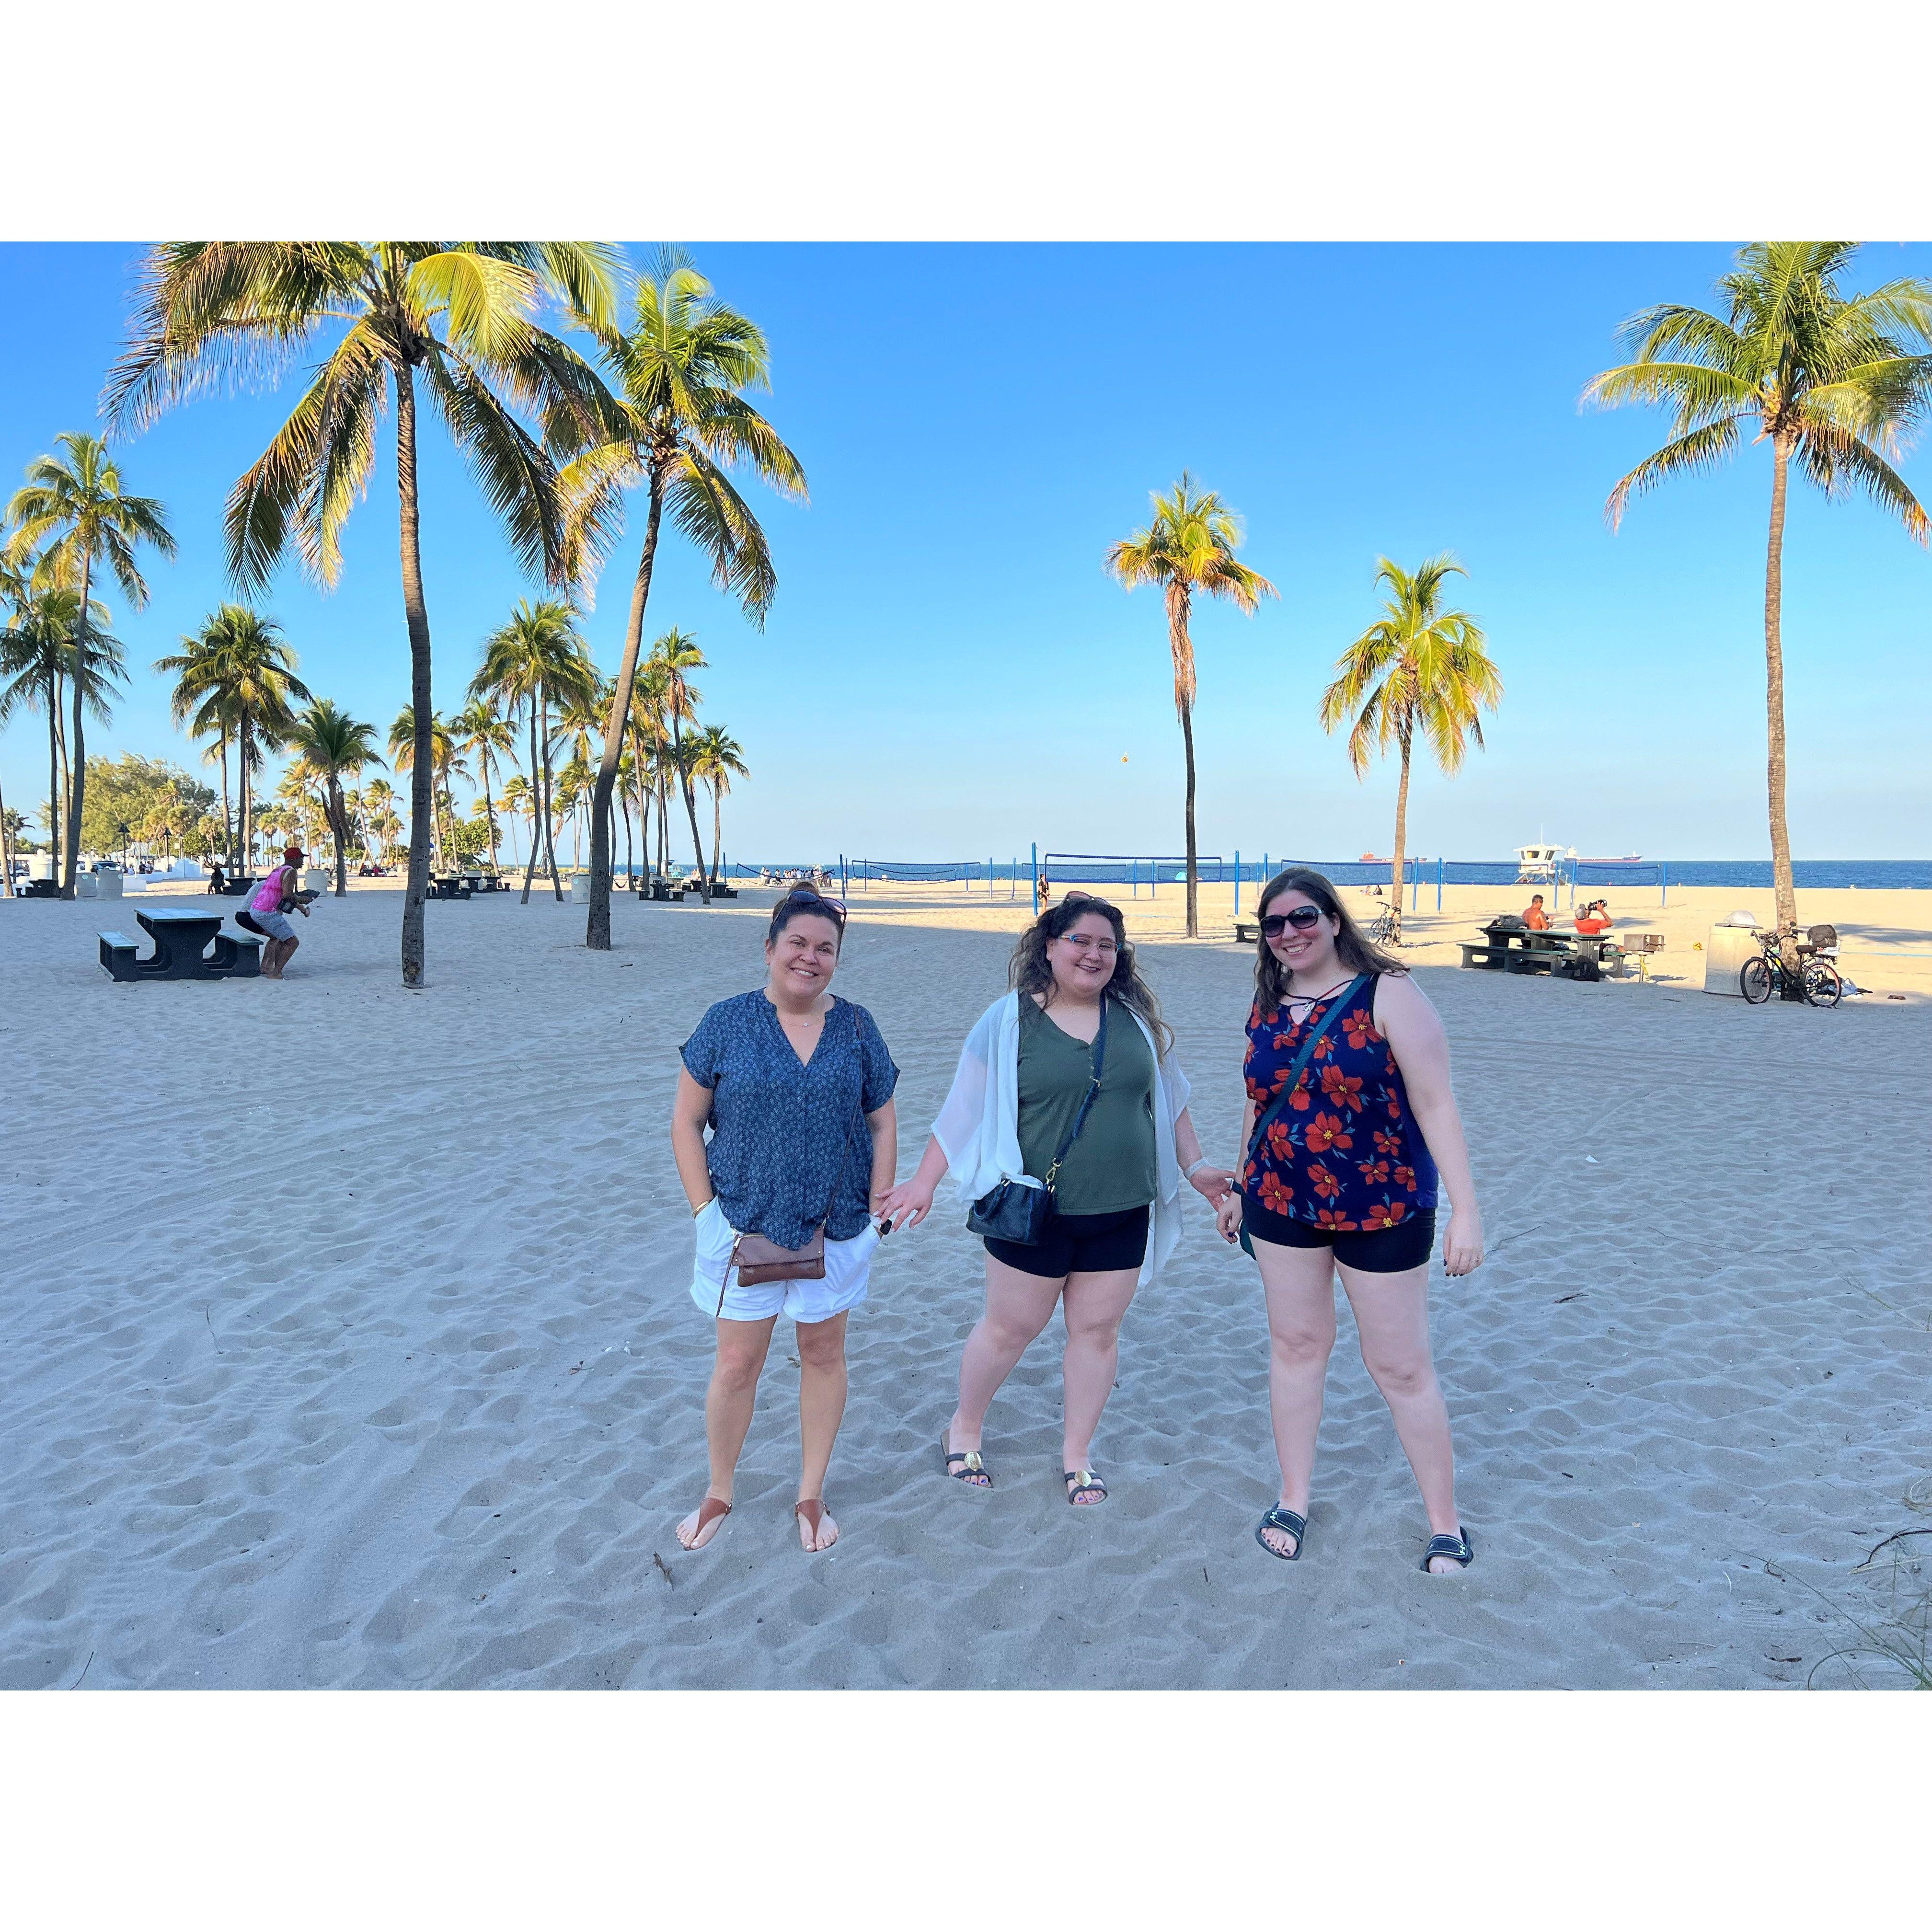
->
xmin=984 ymin=1203 xmax=1151 ymax=1279
xmin=1242 ymin=1191 xmax=1436 ymax=1274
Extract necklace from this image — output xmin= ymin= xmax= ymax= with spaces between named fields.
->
xmin=1284 ymin=977 xmax=1351 ymax=1018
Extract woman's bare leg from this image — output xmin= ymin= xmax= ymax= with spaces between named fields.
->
xmin=1338 ymin=1261 xmax=1462 ymax=1569
xmin=949 ymin=1256 xmax=1062 ymax=1452
xmin=1058 ymin=1265 xmax=1140 ymax=1484
xmin=675 ymin=1314 xmax=775 ymax=1549
xmin=1253 ymin=1240 xmax=1341 ymax=1556
xmin=794 ymin=1310 xmax=848 ymax=1549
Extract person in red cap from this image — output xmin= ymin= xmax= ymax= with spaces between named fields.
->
xmin=246 ymin=846 xmax=311 ymax=977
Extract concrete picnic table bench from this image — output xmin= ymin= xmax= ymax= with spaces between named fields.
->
xmin=99 ymin=908 xmax=262 ymax=982
xmin=1460 ymin=923 xmax=1624 ymax=978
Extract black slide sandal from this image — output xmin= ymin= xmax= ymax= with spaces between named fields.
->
xmin=1063 ymin=1468 xmax=1108 ymax=1506
xmin=1419 ymin=1527 xmax=1474 ymax=1572
xmin=940 ymin=1430 xmax=992 ymax=1489
xmin=1255 ymin=1506 xmax=1308 ymax=1561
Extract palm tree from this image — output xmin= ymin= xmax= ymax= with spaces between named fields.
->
xmin=452 ymin=697 xmax=516 ymax=873
xmin=556 ymin=249 xmax=806 ymax=941
xmin=469 ymin=598 xmax=597 ymax=901
xmin=1318 ymin=556 xmax=1502 ymax=945
xmin=154 ymin=605 xmax=310 ymax=871
xmin=290 ymin=699 xmax=383 ymax=896
xmin=499 ymin=772 xmax=533 ymax=870
xmin=644 ymin=629 xmax=713 ymax=893
xmin=105 ymin=241 xmax=621 ymax=985
xmin=5 ymin=433 xmax=175 ymax=894
xmin=1584 ymin=242 xmax=1932 ymax=955
xmin=1106 ymin=473 xmax=1278 ymax=938
xmin=629 ymin=659 xmax=673 ymax=880
xmin=361 ymin=777 xmax=398 ymax=866
xmin=389 ymin=707 xmax=465 ymax=872
xmin=689 ymin=724 xmax=747 ymax=885
xmin=0 ymin=588 xmax=119 ymax=881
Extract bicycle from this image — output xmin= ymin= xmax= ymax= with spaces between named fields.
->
xmin=1366 ymin=905 xmax=1400 ymax=947
xmin=1740 ymin=927 xmax=1841 ymax=1007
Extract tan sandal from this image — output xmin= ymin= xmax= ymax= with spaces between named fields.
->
xmin=794 ymin=1498 xmax=836 ymax=1552
xmin=680 ymin=1494 xmax=731 ymax=1549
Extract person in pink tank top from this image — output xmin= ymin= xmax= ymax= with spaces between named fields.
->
xmin=247 ymin=845 xmax=310 ymax=977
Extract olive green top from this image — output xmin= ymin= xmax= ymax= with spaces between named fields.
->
xmin=1016 ymin=994 xmax=1158 ymax=1215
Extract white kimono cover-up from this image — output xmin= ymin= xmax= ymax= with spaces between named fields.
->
xmin=929 ymin=991 xmax=1193 ymax=1288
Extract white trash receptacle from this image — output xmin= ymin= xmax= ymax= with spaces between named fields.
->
xmin=75 ymin=872 xmax=99 ymax=899
xmin=1704 ymin=925 xmax=1765 ymax=996
xmin=568 ymin=872 xmax=591 ymax=905
xmin=27 ymin=854 xmax=54 ymax=882
xmin=301 ymin=867 xmax=328 ymax=895
xmin=97 ymin=870 xmax=123 ymax=898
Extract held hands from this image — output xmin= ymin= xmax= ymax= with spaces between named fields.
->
xmin=1186 ymin=1163 xmax=1236 ymax=1206
xmin=1441 ymin=1207 xmax=1485 ymax=1276
xmin=1214 ymin=1191 xmax=1244 ymax=1245
xmin=874 ymin=1176 xmax=937 ymax=1233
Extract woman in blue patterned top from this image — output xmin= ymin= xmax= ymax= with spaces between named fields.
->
xmin=670 ymin=890 xmax=899 ymax=1555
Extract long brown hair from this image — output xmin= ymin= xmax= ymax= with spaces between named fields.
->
xmin=1254 ymin=867 xmax=1405 ymax=1016
xmin=1010 ymin=892 xmax=1173 ymax=1056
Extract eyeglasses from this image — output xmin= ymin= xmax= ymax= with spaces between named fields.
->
xmin=1259 ymin=906 xmax=1324 ymax=938
xmin=1058 ymin=933 xmax=1118 ymax=956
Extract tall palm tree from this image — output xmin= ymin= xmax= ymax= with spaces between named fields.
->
xmin=689 ymin=724 xmax=747 ymax=884
xmin=105 ymin=241 xmax=621 ymax=985
xmin=361 ymin=776 xmax=398 ymax=866
xmin=389 ymin=706 xmax=464 ymax=872
xmin=291 ymin=699 xmax=383 ymax=896
xmin=154 ymin=605 xmax=310 ymax=870
xmin=645 ymin=629 xmax=712 ymax=893
xmin=0 ymin=588 xmax=119 ymax=881
xmin=452 ymin=697 xmax=515 ymax=872
xmin=5 ymin=433 xmax=174 ymax=894
xmin=556 ymin=249 xmax=806 ymax=940
xmin=1106 ymin=473 xmax=1277 ymax=938
xmin=1318 ymin=556 xmax=1502 ymax=945
xmin=1584 ymin=242 xmax=1932 ymax=955
xmin=469 ymin=598 xmax=597 ymax=901
xmin=499 ymin=772 xmax=533 ymax=871
xmin=629 ymin=659 xmax=674 ymax=880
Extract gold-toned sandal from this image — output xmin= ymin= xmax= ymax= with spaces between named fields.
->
xmin=941 ymin=1428 xmax=993 ymax=1489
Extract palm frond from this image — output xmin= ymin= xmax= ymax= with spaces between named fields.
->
xmin=1603 ymin=417 xmax=1746 ymax=528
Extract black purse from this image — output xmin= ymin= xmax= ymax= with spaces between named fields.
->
xmin=967 ymin=998 xmax=1109 ymax=1245
xmin=1237 ymin=974 xmax=1372 ymax=1256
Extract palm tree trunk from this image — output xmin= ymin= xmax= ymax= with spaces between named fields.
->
xmin=218 ymin=731 xmax=233 ymax=866
xmin=630 ymin=722 xmax=651 ymax=883
xmin=621 ymin=782 xmax=633 ymax=886
xmin=1390 ymin=727 xmax=1413 ymax=946
xmin=1178 ymin=698 xmax=1199 ymax=940
xmin=671 ymin=716 xmax=710 ymax=904
xmin=240 ymin=708 xmax=255 ymax=873
xmin=521 ymin=711 xmax=541 ymax=903
xmin=394 ymin=361 xmax=436 ymax=989
xmin=0 ymin=770 xmax=13 ymax=897
xmin=62 ymin=554 xmax=93 ymax=897
xmin=539 ymin=699 xmax=563 ymax=897
xmin=586 ymin=466 xmax=668 ymax=948
xmin=329 ymin=777 xmax=348 ymax=897
xmin=481 ymin=754 xmax=499 ymax=872
xmin=45 ymin=677 xmax=61 ymax=884
xmin=1765 ymin=433 xmax=1799 ymax=963
xmin=710 ymin=783 xmax=723 ymax=885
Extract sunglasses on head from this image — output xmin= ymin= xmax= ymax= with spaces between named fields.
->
xmin=1259 ymin=906 xmax=1325 ymax=938
xmin=778 ymin=887 xmax=847 ymax=922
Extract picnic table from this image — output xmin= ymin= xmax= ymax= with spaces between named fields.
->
xmin=1460 ymin=922 xmax=1623 ymax=979
xmin=22 ymin=878 xmax=60 ymax=899
xmin=99 ymin=908 xmax=262 ymax=982
xmin=209 ymin=874 xmax=256 ymax=897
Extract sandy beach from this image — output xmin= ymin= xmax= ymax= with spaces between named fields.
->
xmin=2 ymin=880 xmax=1927 ymax=1689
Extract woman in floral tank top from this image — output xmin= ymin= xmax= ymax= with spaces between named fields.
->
xmin=1216 ymin=869 xmax=1485 ymax=1576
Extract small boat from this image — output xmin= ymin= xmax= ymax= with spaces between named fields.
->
xmin=1574 ymin=853 xmax=1643 ymax=865
xmin=1360 ymin=853 xmax=1390 ymax=864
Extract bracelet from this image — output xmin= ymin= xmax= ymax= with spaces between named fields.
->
xmin=692 ymin=1198 xmax=713 ymax=1218
xmin=1184 ymin=1157 xmax=1214 ymax=1179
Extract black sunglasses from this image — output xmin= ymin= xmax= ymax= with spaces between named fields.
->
xmin=1259 ymin=906 xmax=1325 ymax=938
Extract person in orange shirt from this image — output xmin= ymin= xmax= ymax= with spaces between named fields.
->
xmin=1521 ymin=894 xmax=1550 ymax=930
xmin=1575 ymin=899 xmax=1612 ymax=935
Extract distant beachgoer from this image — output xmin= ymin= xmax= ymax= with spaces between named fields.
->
xmin=1575 ymin=899 xmax=1612 ymax=935
xmin=208 ymin=863 xmax=228 ymax=895
xmin=1522 ymin=894 xmax=1550 ymax=929
xmin=671 ymin=888 xmax=899 ymax=1556
xmin=249 ymin=847 xmax=310 ymax=978
xmin=1218 ymin=868 xmax=1482 ymax=1575
xmin=878 ymin=893 xmax=1233 ymax=1508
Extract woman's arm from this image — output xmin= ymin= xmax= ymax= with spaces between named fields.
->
xmin=865 ymin=1099 xmax=897 ymax=1221
xmin=670 ymin=1068 xmax=717 ymax=1215
xmin=1214 ymin=1094 xmax=1257 ymax=1242
xmin=1173 ymin=1106 xmax=1234 ymax=1202
xmin=876 ymin=1134 xmax=949 ymax=1231
xmin=1375 ymin=975 xmax=1484 ymax=1276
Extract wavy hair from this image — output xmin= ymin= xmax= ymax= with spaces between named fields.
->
xmin=1010 ymin=892 xmax=1173 ymax=1055
xmin=1254 ymin=868 xmax=1405 ymax=1016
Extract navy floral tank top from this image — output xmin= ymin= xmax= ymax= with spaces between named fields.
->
xmin=1241 ymin=976 xmax=1438 ymax=1232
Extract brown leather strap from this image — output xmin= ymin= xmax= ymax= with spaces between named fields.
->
xmin=695 ymin=1495 xmax=732 ymax=1531
xmin=794 ymin=1499 xmax=824 ymax=1533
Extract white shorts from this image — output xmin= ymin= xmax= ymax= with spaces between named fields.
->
xmin=689 ymin=1196 xmax=879 ymax=1324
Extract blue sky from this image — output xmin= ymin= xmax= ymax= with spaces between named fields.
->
xmin=2 ymin=242 xmax=1928 ymax=864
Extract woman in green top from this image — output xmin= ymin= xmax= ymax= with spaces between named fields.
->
xmin=880 ymin=895 xmax=1234 ymax=1505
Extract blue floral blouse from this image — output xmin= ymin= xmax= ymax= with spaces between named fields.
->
xmin=681 ymin=991 xmax=899 ymax=1247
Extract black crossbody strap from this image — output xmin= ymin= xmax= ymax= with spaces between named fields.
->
xmin=1043 ymin=996 xmax=1109 ymax=1193
xmin=816 ymin=1000 xmax=863 ymax=1228
xmin=1244 ymin=975 xmax=1372 ymax=1172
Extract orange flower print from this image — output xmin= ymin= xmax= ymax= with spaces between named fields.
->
xmin=1319 ymin=1064 xmax=1366 ymax=1113
xmin=1265 ymin=1120 xmax=1294 ymax=1161
xmin=1314 ymin=1208 xmax=1359 ymax=1232
xmin=1287 ymin=1076 xmax=1313 ymax=1112
xmin=1305 ymin=1111 xmax=1352 ymax=1154
xmin=1311 ymin=1031 xmax=1338 ymax=1061
xmin=1373 ymin=1127 xmax=1402 ymax=1158
xmin=1311 ymin=1164 xmax=1342 ymax=1201
xmin=1356 ymin=1157 xmax=1390 ymax=1186
xmin=1384 ymin=1092 xmax=1403 ymax=1121
xmin=1257 ymin=1171 xmax=1293 ymax=1216
xmin=1394 ymin=1164 xmax=1415 ymax=1192
xmin=1361 ymin=1200 xmax=1409 ymax=1230
xmin=1342 ymin=1006 xmax=1380 ymax=1050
